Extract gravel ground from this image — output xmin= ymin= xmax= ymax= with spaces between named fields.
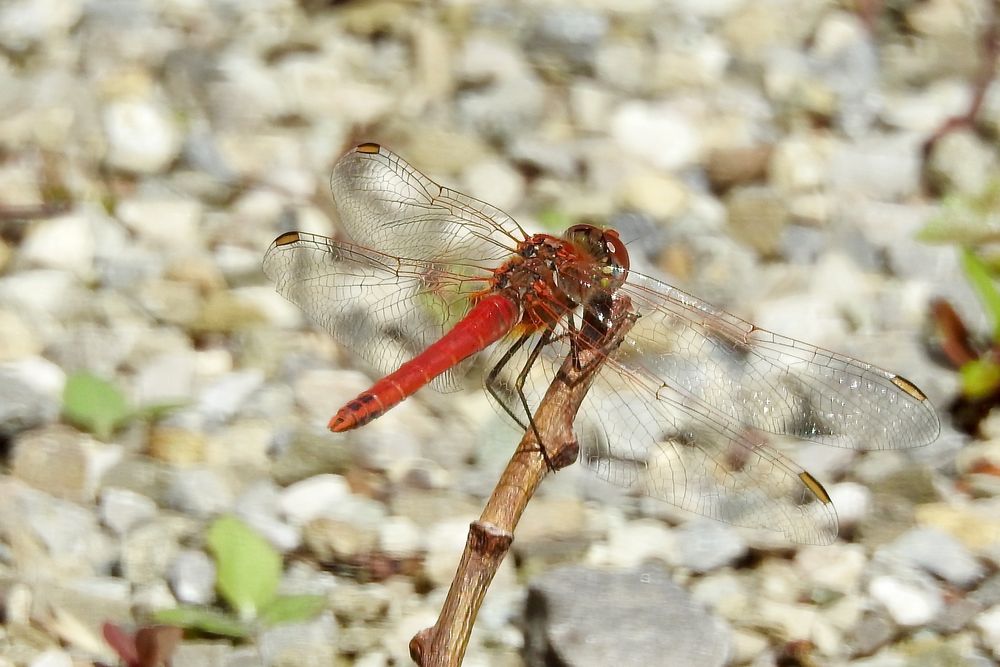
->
xmin=0 ymin=1 xmax=998 ymax=666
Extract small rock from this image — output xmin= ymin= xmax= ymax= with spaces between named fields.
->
xmin=881 ymin=527 xmax=985 ymax=588
xmin=134 ymin=351 xmax=197 ymax=408
xmin=848 ymin=612 xmax=895 ymax=657
xmin=169 ymin=549 xmax=216 ymax=605
xmin=976 ymin=605 xmax=1000 ymax=658
xmin=932 ymin=597 xmax=981 ymax=634
xmin=725 ymin=185 xmax=789 ymax=257
xmin=164 ymin=468 xmax=234 ymax=517
xmin=377 ymin=516 xmax=423 ymax=559
xmin=460 ymin=158 xmax=525 ymax=214
xmin=115 ymin=197 xmax=203 ymax=249
xmin=0 ymin=359 xmax=64 ymax=434
xmin=827 ymin=482 xmax=872 ymax=531
xmin=829 ymin=135 xmax=922 ymax=200
xmin=121 ymin=517 xmax=196 ymax=585
xmin=19 ymin=214 xmax=95 ymax=277
xmin=0 ymin=269 xmax=78 ymax=316
xmin=147 ymin=426 xmax=205 ymax=465
xmin=103 ymin=98 xmax=182 ymax=174
xmin=674 ymin=519 xmax=748 ymax=573
xmin=457 ymin=76 xmax=545 ymax=143
xmin=196 ymin=370 xmax=265 ymax=425
xmin=11 ymin=426 xmax=94 ymax=502
xmin=257 ymin=613 xmax=339 ymax=665
xmin=795 ymin=542 xmax=866 ymax=594
xmin=618 ymin=170 xmax=688 ymax=220
xmin=0 ymin=309 xmax=41 ymax=362
xmin=0 ymin=0 xmax=82 ymax=50
xmin=99 ymin=487 xmax=158 ymax=535
xmin=706 ymin=145 xmax=771 ymax=192
xmin=423 ymin=518 xmax=478 ymax=587
xmin=869 ymin=572 xmax=944 ymax=627
xmin=690 ymin=571 xmax=750 ymax=621
xmin=611 ymin=100 xmax=702 ymax=170
xmin=525 ymin=565 xmax=730 ymax=667
xmin=302 ymin=517 xmax=377 ymax=562
xmin=589 ymin=518 xmax=676 ymax=569
xmin=527 ymin=6 xmax=608 ymax=74
xmin=279 ymin=474 xmax=352 ymax=526
xmin=28 ymin=649 xmax=73 ymax=667
xmin=926 ymin=130 xmax=999 ymax=196
xmin=0 ymin=478 xmax=112 ymax=576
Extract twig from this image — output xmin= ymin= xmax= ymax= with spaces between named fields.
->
xmin=921 ymin=0 xmax=1000 ymax=166
xmin=409 ymin=296 xmax=637 ymax=666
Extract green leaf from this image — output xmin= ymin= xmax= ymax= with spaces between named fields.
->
xmin=259 ymin=595 xmax=327 ymax=626
xmin=153 ymin=607 xmax=249 ymax=638
xmin=62 ymin=372 xmax=131 ymax=440
xmin=960 ymin=359 xmax=1000 ymax=399
xmin=918 ymin=180 xmax=1000 ymax=245
xmin=131 ymin=400 xmax=188 ymax=423
xmin=207 ymin=516 xmax=281 ymax=619
xmin=960 ymin=249 xmax=1000 ymax=343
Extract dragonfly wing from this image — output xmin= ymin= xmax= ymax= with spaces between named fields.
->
xmin=331 ymin=143 xmax=525 ymax=264
xmin=618 ymin=272 xmax=940 ymax=450
xmin=483 ymin=322 xmax=839 ymax=544
xmin=263 ymin=232 xmax=490 ymax=391
xmin=575 ymin=366 xmax=839 ymax=544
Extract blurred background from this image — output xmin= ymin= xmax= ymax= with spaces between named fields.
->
xmin=0 ymin=0 xmax=998 ymax=665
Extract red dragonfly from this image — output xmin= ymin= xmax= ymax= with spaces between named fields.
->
xmin=263 ymin=142 xmax=940 ymax=544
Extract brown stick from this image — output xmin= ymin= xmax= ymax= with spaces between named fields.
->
xmin=921 ymin=0 xmax=1000 ymax=168
xmin=409 ymin=297 xmax=636 ymax=666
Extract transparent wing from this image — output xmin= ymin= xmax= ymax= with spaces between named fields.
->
xmin=263 ymin=232 xmax=493 ymax=391
xmin=617 ymin=272 xmax=940 ymax=450
xmin=484 ymin=317 xmax=840 ymax=544
xmin=330 ymin=143 xmax=526 ymax=264
xmin=484 ymin=271 xmax=939 ymax=544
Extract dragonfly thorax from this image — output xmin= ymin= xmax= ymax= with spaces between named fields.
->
xmin=494 ymin=226 xmax=630 ymax=330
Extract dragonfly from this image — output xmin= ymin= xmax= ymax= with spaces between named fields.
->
xmin=263 ymin=142 xmax=940 ymax=545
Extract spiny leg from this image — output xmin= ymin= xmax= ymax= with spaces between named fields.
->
xmin=513 ymin=328 xmax=558 ymax=471
xmin=485 ymin=331 xmax=534 ymax=432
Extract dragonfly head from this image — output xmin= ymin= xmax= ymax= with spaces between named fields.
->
xmin=564 ymin=224 xmax=630 ymax=291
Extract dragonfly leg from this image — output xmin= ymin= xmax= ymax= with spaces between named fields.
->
xmin=485 ymin=332 xmax=533 ymax=433
xmin=513 ymin=329 xmax=558 ymax=471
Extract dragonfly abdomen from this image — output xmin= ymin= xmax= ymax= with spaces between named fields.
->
xmin=329 ymin=292 xmax=521 ymax=432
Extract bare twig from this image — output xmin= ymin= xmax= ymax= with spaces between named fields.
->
xmin=409 ymin=297 xmax=636 ymax=666
xmin=921 ymin=0 xmax=1000 ymax=166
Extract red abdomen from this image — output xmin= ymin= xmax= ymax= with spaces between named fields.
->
xmin=329 ymin=293 xmax=520 ymax=432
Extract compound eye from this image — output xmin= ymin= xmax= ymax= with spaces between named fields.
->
xmin=565 ymin=224 xmax=596 ymax=242
xmin=603 ymin=229 xmax=630 ymax=272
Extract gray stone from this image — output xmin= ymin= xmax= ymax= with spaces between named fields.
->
xmin=526 ymin=6 xmax=608 ymax=73
xmin=0 ymin=478 xmax=116 ymax=577
xmin=121 ymin=516 xmax=198 ymax=584
xmin=257 ymin=612 xmax=338 ymax=665
xmin=169 ymin=549 xmax=216 ymax=605
xmin=880 ymin=527 xmax=985 ymax=588
xmin=868 ymin=571 xmax=943 ymax=627
xmin=164 ymin=468 xmax=234 ymax=518
xmin=0 ymin=359 xmax=64 ymax=435
xmin=611 ymin=100 xmax=702 ymax=170
xmin=103 ymin=98 xmax=181 ymax=174
xmin=847 ymin=613 xmax=895 ymax=657
xmin=0 ymin=0 xmax=82 ymax=51
xmin=524 ymin=565 xmax=730 ymax=667
xmin=926 ymin=130 xmax=999 ymax=196
xmin=99 ymin=487 xmax=158 ymax=536
xmin=674 ymin=519 xmax=748 ymax=573
xmin=279 ymin=474 xmax=352 ymax=526
xmin=195 ymin=370 xmax=265 ymax=426
xmin=19 ymin=214 xmax=95 ymax=277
